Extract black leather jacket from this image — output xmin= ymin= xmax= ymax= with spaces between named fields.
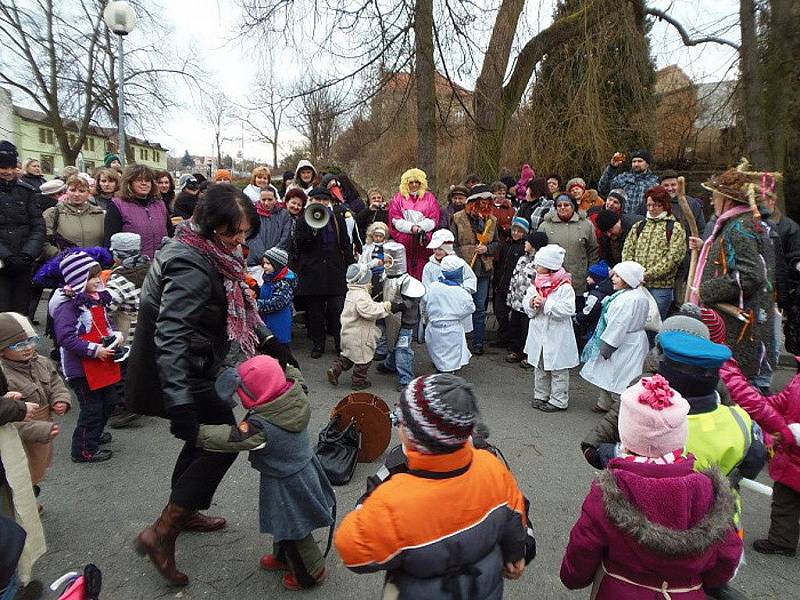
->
xmin=0 ymin=178 xmax=45 ymax=260
xmin=126 ymin=238 xmax=229 ymax=416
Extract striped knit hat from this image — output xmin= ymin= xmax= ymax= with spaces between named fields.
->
xmin=59 ymin=251 xmax=100 ymax=293
xmin=0 ymin=312 xmax=38 ymax=350
xmin=263 ymin=247 xmax=289 ymax=271
xmin=398 ymin=374 xmax=479 ymax=454
xmin=511 ymin=216 xmax=530 ymax=233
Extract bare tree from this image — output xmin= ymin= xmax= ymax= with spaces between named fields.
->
xmin=242 ymin=76 xmax=288 ymax=169
xmin=0 ymin=0 xmax=199 ymax=165
xmin=200 ymin=91 xmax=235 ymax=167
xmin=292 ymin=83 xmax=342 ymax=164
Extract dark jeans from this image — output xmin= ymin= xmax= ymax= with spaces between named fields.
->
xmin=769 ymin=481 xmax=800 ymax=549
xmin=304 ymin=294 xmax=345 ymax=351
xmin=507 ymin=310 xmax=528 ymax=355
xmin=493 ymin=291 xmax=511 ymax=344
xmin=169 ymin=390 xmax=238 ymax=510
xmin=0 ymin=266 xmax=33 ymax=314
xmin=69 ymin=377 xmax=118 ymax=459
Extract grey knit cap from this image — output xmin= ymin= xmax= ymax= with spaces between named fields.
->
xmin=263 ymin=247 xmax=289 ymax=271
xmin=110 ymin=232 xmax=141 ymax=260
xmin=658 ymin=303 xmax=710 ymax=341
xmin=346 ymin=263 xmax=372 ymax=285
xmin=398 ymin=374 xmax=479 ymax=454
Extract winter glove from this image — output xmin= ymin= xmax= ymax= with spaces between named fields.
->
xmin=257 ymin=335 xmax=299 ymax=370
xmin=167 ymin=405 xmax=199 ymax=443
xmin=599 ymin=341 xmax=617 ymax=360
xmin=581 ymin=443 xmax=602 ymax=470
xmin=4 ymin=254 xmax=33 ymax=272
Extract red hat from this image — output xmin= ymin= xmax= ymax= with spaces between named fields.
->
xmin=236 ymin=355 xmax=293 ymax=409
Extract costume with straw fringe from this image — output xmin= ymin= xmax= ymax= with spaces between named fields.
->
xmin=691 ymin=159 xmax=779 ymax=378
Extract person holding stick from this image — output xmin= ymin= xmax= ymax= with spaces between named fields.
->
xmin=688 ymin=162 xmax=777 ymax=390
xmin=450 ymin=184 xmax=499 ymax=355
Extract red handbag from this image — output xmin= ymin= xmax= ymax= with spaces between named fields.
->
xmin=79 ymin=305 xmax=122 ymax=391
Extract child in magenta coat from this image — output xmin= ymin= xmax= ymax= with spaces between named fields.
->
xmin=561 ymin=374 xmax=743 ymax=599
xmin=721 ymin=357 xmax=800 ymax=557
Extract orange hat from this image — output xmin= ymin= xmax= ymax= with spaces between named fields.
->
xmin=214 ymin=169 xmax=232 ymax=182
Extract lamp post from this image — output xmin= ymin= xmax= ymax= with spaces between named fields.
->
xmin=103 ymin=1 xmax=137 ymax=168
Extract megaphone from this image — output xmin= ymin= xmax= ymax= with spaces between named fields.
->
xmin=304 ymin=202 xmax=330 ymax=229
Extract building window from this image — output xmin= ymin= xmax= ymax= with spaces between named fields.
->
xmin=40 ymin=155 xmax=54 ymax=174
xmin=153 ymin=151 xmax=159 ymax=163
xmin=84 ymin=160 xmax=95 ymax=171
xmin=87 ymin=137 xmax=95 ymax=152
xmin=38 ymin=128 xmax=54 ymax=144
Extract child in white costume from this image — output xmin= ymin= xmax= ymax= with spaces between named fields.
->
xmin=523 ymin=244 xmax=578 ymax=412
xmin=580 ymin=261 xmax=650 ymax=412
xmin=423 ymin=256 xmax=475 ymax=373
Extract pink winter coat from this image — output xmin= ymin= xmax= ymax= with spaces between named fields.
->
xmin=388 ymin=191 xmax=440 ymax=280
xmin=561 ymin=458 xmax=742 ymax=599
xmin=720 ymin=358 xmax=800 ymax=493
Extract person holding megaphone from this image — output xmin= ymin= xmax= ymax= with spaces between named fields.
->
xmin=292 ymin=186 xmax=355 ymax=359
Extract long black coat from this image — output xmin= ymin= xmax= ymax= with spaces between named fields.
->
xmin=292 ymin=206 xmax=354 ymax=297
xmin=0 ymin=179 xmax=45 ymax=261
xmin=126 ymin=238 xmax=229 ymax=417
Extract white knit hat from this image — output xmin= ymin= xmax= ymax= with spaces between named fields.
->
xmin=533 ymin=244 xmax=566 ymax=271
xmin=612 ymin=261 xmax=645 ymax=289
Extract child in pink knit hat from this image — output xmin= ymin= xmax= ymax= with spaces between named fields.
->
xmin=561 ymin=373 xmax=743 ymax=599
xmin=196 ymin=357 xmax=334 ymax=591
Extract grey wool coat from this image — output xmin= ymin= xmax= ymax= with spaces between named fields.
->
xmin=197 ymin=366 xmax=335 ymax=540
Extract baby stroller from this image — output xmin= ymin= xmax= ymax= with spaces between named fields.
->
xmin=50 ymin=565 xmax=101 ymax=600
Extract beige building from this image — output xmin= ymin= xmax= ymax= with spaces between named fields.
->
xmin=0 ymin=87 xmax=167 ymax=175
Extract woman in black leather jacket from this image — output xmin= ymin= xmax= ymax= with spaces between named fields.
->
xmin=127 ymin=184 xmax=293 ymax=586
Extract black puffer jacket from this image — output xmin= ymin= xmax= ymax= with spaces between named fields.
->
xmin=0 ymin=178 xmax=45 ymax=261
xmin=126 ymin=238 xmax=229 ymax=417
xmin=293 ymin=206 xmax=354 ymax=297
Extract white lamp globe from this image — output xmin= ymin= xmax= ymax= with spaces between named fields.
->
xmin=103 ymin=1 xmax=137 ymax=36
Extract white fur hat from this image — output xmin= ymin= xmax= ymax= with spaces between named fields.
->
xmin=533 ymin=244 xmax=566 ymax=271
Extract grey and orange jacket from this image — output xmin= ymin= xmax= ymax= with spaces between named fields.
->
xmin=335 ymin=442 xmax=529 ymax=599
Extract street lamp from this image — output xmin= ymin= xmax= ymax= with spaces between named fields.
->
xmin=103 ymin=1 xmax=137 ymax=168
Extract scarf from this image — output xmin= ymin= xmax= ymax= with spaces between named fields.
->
xmin=175 ymin=221 xmax=263 ymax=356
xmin=256 ymin=203 xmax=276 ymax=217
xmin=618 ymin=448 xmax=687 ymax=465
xmin=121 ymin=253 xmax=150 ymax=269
xmin=439 ymin=266 xmax=464 ymax=286
xmin=533 ymin=268 xmax=572 ymax=298
xmin=581 ymin=288 xmax=627 ymax=363
xmin=689 ymin=204 xmax=751 ymax=304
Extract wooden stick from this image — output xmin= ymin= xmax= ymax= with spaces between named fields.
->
xmin=713 ymin=302 xmax=748 ymax=322
xmin=469 ymin=218 xmax=495 ymax=268
xmin=678 ymin=176 xmax=701 ymax=303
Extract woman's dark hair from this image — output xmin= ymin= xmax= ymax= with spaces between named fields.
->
xmin=193 ymin=183 xmax=260 ymax=240
xmin=527 ymin=177 xmax=548 ymax=198
xmin=155 ymin=170 xmax=176 ymax=200
xmin=283 ymin=187 xmax=307 ymax=207
xmin=546 ymin=174 xmax=562 ymax=186
xmin=337 ymin=172 xmax=362 ymax=205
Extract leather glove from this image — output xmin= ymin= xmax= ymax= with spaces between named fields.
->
xmin=5 ymin=254 xmax=33 ymax=272
xmin=167 ymin=405 xmax=199 ymax=443
xmin=257 ymin=335 xmax=299 ymax=370
xmin=599 ymin=341 xmax=617 ymax=360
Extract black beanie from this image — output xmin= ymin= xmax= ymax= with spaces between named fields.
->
xmin=0 ymin=141 xmax=18 ymax=169
xmin=527 ymin=230 xmax=548 ymax=250
xmin=631 ymin=148 xmax=653 ymax=166
xmin=596 ymin=209 xmax=621 ymax=233
xmin=658 ymin=357 xmax=719 ymax=398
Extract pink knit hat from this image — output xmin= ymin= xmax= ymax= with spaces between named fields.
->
xmin=235 ymin=355 xmax=293 ymax=409
xmin=618 ymin=374 xmax=690 ymax=458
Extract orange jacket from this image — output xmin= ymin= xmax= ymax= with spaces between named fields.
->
xmin=335 ymin=442 xmax=529 ymax=597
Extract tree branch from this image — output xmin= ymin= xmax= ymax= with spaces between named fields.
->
xmin=644 ymin=7 xmax=741 ymax=50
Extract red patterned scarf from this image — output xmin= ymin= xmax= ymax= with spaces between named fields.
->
xmin=533 ymin=268 xmax=572 ymax=298
xmin=175 ymin=222 xmax=263 ymax=356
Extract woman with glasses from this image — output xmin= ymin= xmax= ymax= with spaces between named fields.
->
xmin=103 ymin=165 xmax=173 ymax=259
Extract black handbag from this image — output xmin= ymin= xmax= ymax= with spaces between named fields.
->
xmin=315 ymin=415 xmax=361 ymax=486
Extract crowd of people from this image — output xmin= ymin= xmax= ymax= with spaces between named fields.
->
xmin=1 ymin=134 xmax=800 ymax=599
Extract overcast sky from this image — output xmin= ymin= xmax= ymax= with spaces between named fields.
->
xmin=150 ymin=0 xmax=740 ymax=162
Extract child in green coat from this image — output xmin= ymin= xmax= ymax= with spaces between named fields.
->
xmin=197 ymin=356 xmax=334 ymax=590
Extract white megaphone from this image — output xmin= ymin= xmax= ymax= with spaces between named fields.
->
xmin=304 ymin=202 xmax=330 ymax=229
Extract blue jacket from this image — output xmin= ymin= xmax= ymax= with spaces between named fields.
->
xmin=258 ymin=269 xmax=296 ymax=344
xmin=247 ymin=207 xmax=292 ymax=266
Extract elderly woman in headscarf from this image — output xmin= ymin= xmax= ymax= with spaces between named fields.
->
xmin=388 ymin=168 xmax=440 ymax=280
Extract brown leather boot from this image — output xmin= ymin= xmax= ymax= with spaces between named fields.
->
xmin=135 ymin=502 xmax=190 ymax=585
xmin=183 ymin=511 xmax=226 ymax=532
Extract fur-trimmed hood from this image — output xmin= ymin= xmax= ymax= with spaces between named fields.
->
xmin=599 ymin=460 xmax=736 ymax=556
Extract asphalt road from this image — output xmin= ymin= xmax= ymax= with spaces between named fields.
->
xmin=26 ymin=318 xmax=800 ymax=599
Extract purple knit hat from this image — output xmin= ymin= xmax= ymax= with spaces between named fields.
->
xmin=59 ymin=251 xmax=100 ymax=293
